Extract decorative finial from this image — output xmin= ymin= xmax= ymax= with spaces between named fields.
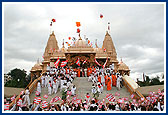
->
xmin=108 ymin=22 xmax=110 ymax=33
xmin=62 ymin=39 xmax=65 ymax=48
xmin=37 ymin=58 xmax=40 ymax=64
xmin=120 ymin=57 xmax=123 ymax=63
xmin=95 ymin=39 xmax=98 ymax=48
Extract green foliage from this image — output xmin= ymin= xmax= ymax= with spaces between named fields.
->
xmin=5 ymin=68 xmax=31 ymax=88
xmin=137 ymin=75 xmax=164 ymax=87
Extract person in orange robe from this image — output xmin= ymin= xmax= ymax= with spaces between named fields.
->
xmin=77 ymin=68 xmax=80 ymax=77
xmin=104 ymin=74 xmax=108 ymax=85
xmin=107 ymin=77 xmax=112 ymax=91
xmin=98 ymin=75 xmax=101 ymax=83
xmin=87 ymin=67 xmax=90 ymax=77
xmin=65 ymin=68 xmax=68 ymax=74
xmin=112 ymin=73 xmax=117 ymax=87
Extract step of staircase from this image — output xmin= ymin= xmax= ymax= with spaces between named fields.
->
xmin=30 ymin=77 xmax=131 ymax=104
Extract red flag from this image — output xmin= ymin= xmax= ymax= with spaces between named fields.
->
xmin=43 ymin=94 xmax=48 ymax=99
xmin=100 ymin=14 xmax=103 ymax=18
xmin=76 ymin=99 xmax=81 ymax=104
xmin=52 ymin=19 xmax=56 ymax=22
xmin=35 ymin=91 xmax=40 ymax=96
xmin=42 ymin=101 xmax=48 ymax=108
xmin=133 ymin=99 xmax=136 ymax=103
xmin=4 ymin=104 xmax=9 ymax=111
xmin=72 ymin=96 xmax=77 ymax=102
xmin=53 ymin=96 xmax=61 ymax=102
xmin=61 ymin=60 xmax=68 ymax=67
xmin=76 ymin=58 xmax=80 ymax=66
xmin=34 ymin=97 xmax=41 ymax=104
xmin=95 ymin=59 xmax=101 ymax=66
xmin=77 ymin=28 xmax=80 ymax=33
xmin=54 ymin=57 xmax=60 ymax=68
xmin=82 ymin=59 xmax=87 ymax=65
xmin=118 ymin=99 xmax=124 ymax=103
xmin=106 ymin=94 xmax=114 ymax=101
xmin=67 ymin=91 xmax=72 ymax=95
xmin=20 ymin=90 xmax=24 ymax=95
xmin=76 ymin=22 xmax=81 ymax=27
xmin=68 ymin=37 xmax=71 ymax=40
xmin=10 ymin=94 xmax=16 ymax=101
xmin=130 ymin=94 xmax=135 ymax=99
xmin=17 ymin=98 xmax=22 ymax=106
xmin=103 ymin=48 xmax=106 ymax=52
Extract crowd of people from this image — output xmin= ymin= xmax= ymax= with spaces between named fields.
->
xmin=4 ymin=65 xmax=164 ymax=111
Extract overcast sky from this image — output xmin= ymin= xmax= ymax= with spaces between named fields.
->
xmin=3 ymin=2 xmax=165 ymax=81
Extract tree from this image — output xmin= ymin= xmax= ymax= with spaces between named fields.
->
xmin=5 ymin=68 xmax=30 ymax=88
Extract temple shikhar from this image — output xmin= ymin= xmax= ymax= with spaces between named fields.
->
xmin=30 ymin=30 xmax=130 ymax=78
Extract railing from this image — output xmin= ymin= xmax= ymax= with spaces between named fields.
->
xmin=122 ymin=76 xmax=146 ymax=100
xmin=9 ymin=72 xmax=44 ymax=109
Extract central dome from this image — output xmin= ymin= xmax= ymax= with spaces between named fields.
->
xmin=75 ymin=37 xmax=87 ymax=47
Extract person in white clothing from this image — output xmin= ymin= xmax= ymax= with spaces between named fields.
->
xmin=37 ymin=80 xmax=41 ymax=93
xmin=100 ymin=73 xmax=105 ymax=86
xmin=25 ymin=88 xmax=30 ymax=106
xmin=48 ymin=80 xmax=52 ymax=95
xmin=116 ymin=75 xmax=121 ymax=90
xmin=71 ymin=85 xmax=76 ymax=96
xmin=41 ymin=75 xmax=45 ymax=88
xmin=52 ymin=79 xmax=57 ymax=94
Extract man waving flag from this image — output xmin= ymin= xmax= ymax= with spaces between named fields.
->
xmin=76 ymin=58 xmax=80 ymax=66
xmin=82 ymin=59 xmax=87 ymax=65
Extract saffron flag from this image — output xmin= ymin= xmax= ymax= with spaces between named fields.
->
xmin=95 ymin=59 xmax=101 ymax=66
xmin=61 ymin=60 xmax=68 ymax=67
xmin=76 ymin=58 xmax=80 ymax=66
xmin=10 ymin=94 xmax=16 ymax=101
xmin=76 ymin=22 xmax=81 ymax=27
xmin=52 ymin=19 xmax=56 ymax=22
xmin=54 ymin=57 xmax=60 ymax=68
xmin=42 ymin=101 xmax=48 ymax=108
xmin=82 ymin=59 xmax=87 ymax=65
xmin=100 ymin=14 xmax=103 ymax=18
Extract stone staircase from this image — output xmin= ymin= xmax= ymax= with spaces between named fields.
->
xmin=30 ymin=77 xmax=131 ymax=103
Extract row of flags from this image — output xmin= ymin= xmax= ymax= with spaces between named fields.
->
xmin=53 ymin=57 xmax=107 ymax=68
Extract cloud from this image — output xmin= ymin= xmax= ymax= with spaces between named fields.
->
xmin=3 ymin=3 xmax=165 ymax=80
